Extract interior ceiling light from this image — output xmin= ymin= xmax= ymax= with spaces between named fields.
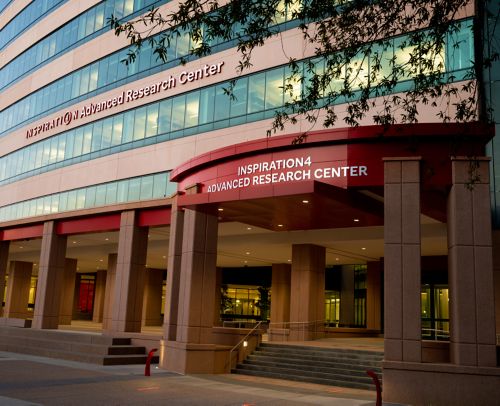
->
xmin=353 ymin=218 xmax=360 ymax=222
xmin=277 ymin=224 xmax=283 ymax=228
xmin=246 ymin=227 xmax=252 ymax=230
xmin=361 ymin=247 xmax=366 ymax=250
xmin=302 ymin=200 xmax=309 ymax=204
xmin=245 ymin=252 xmax=250 ymax=255
xmin=218 ymin=208 xmax=224 ymax=212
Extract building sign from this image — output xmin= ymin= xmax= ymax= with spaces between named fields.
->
xmin=26 ymin=62 xmax=225 ymax=139
xmin=206 ymin=156 xmax=368 ymax=192
xmin=172 ymin=143 xmax=383 ymax=199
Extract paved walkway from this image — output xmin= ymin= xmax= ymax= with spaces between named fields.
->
xmin=0 ymin=351 xmax=382 ymax=406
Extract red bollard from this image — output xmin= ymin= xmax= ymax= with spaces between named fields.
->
xmin=366 ymin=370 xmax=382 ymax=406
xmin=145 ymin=348 xmax=158 ymax=376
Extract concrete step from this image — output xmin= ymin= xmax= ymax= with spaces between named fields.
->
xmin=232 ymin=367 xmax=376 ymax=391
xmin=0 ymin=326 xmax=154 ymax=365
xmin=245 ymin=355 xmax=382 ymax=374
xmin=237 ymin=362 xmax=375 ymax=385
xmin=259 ymin=343 xmax=384 ymax=359
xmin=252 ymin=349 xmax=383 ymax=366
xmin=233 ymin=342 xmax=383 ymax=391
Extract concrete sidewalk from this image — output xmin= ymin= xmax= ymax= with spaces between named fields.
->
xmin=0 ymin=351 xmax=383 ymax=405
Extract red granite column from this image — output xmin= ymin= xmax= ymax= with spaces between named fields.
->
xmin=289 ymin=244 xmax=325 ymax=340
xmin=366 ymin=260 xmax=382 ymax=331
xmin=383 ymin=157 xmax=422 ymax=363
xmin=162 ymin=196 xmax=184 ymax=343
xmin=102 ymin=253 xmax=117 ymax=330
xmin=5 ymin=261 xmax=32 ymax=319
xmin=0 ymin=241 xmax=9 ymax=317
xmin=58 ymin=258 xmax=77 ymax=325
xmin=32 ymin=221 xmax=67 ymax=329
xmin=269 ymin=263 xmax=291 ymax=341
xmin=175 ymin=207 xmax=218 ymax=344
xmin=161 ymin=201 xmax=219 ymax=373
xmin=448 ymin=157 xmax=497 ymax=366
xmin=109 ymin=210 xmax=147 ymax=332
xmin=142 ymin=268 xmax=164 ymax=327
xmin=92 ymin=270 xmax=106 ymax=323
xmin=493 ymin=231 xmax=500 ymax=336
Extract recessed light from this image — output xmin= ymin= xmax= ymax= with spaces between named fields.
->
xmin=218 ymin=208 xmax=224 ymax=212
xmin=361 ymin=247 xmax=366 ymax=250
xmin=353 ymin=219 xmax=359 ymax=222
xmin=245 ymin=252 xmax=250 ymax=255
xmin=72 ymin=241 xmax=77 ymax=244
xmin=302 ymin=200 xmax=309 ymax=204
xmin=246 ymin=227 xmax=252 ymax=230
xmin=105 ymin=238 xmax=109 ymax=241
xmin=277 ymin=224 xmax=283 ymax=228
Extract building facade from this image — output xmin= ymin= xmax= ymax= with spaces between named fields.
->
xmin=0 ymin=0 xmax=499 ymax=404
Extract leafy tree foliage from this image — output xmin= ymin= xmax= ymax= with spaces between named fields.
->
xmin=110 ymin=0 xmax=497 ymax=136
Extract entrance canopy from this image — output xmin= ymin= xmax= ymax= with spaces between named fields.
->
xmin=171 ymin=123 xmax=492 ymax=227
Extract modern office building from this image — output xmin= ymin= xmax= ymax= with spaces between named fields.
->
xmin=0 ymin=0 xmax=498 ymax=404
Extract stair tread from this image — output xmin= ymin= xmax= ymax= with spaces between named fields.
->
xmin=232 ymin=368 xmax=375 ymax=390
xmin=237 ymin=363 xmax=375 ymax=382
xmin=245 ymin=358 xmax=382 ymax=373
xmin=234 ymin=343 xmax=383 ymax=391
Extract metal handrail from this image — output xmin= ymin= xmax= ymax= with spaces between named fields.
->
xmin=228 ymin=321 xmax=263 ymax=369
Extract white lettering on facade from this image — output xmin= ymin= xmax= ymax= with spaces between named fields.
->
xmin=26 ymin=62 xmax=224 ymax=139
xmin=206 ymin=157 xmax=368 ymax=193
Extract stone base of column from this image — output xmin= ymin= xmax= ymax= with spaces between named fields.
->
xmin=268 ymin=328 xmax=290 ymax=342
xmin=0 ymin=317 xmax=32 ymax=328
xmin=383 ymin=361 xmax=500 ymax=406
xmin=159 ymin=340 xmax=231 ymax=374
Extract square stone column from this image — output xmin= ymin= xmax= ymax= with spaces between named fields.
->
xmin=102 ymin=254 xmax=117 ymax=330
xmin=109 ymin=211 xmax=147 ymax=333
xmin=5 ymin=261 xmax=33 ymax=319
xmin=447 ymin=157 xmax=497 ymax=367
xmin=58 ymin=258 xmax=77 ymax=325
xmin=142 ymin=268 xmax=164 ymax=327
xmin=493 ymin=231 xmax=500 ymax=335
xmin=289 ymin=244 xmax=326 ymax=341
xmin=92 ymin=270 xmax=106 ymax=323
xmin=32 ymin=221 xmax=67 ymax=329
xmin=269 ymin=263 xmax=291 ymax=341
xmin=366 ymin=261 xmax=382 ymax=331
xmin=383 ymin=157 xmax=422 ymax=363
xmin=163 ymin=197 xmax=184 ymax=342
xmin=340 ymin=267 xmax=355 ymax=327
xmin=176 ymin=207 xmax=218 ymax=344
xmin=161 ymin=200 xmax=220 ymax=374
xmin=0 ymin=241 xmax=10 ymax=317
